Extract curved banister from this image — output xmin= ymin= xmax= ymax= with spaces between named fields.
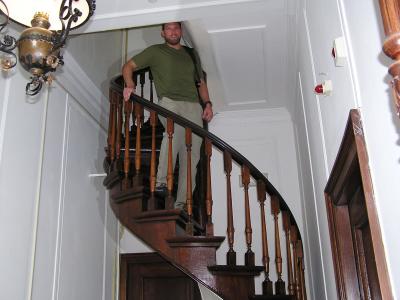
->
xmin=110 ymin=74 xmax=300 ymax=231
xmin=107 ymin=69 xmax=308 ymax=299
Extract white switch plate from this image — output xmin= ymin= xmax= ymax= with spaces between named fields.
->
xmin=332 ymin=37 xmax=347 ymax=67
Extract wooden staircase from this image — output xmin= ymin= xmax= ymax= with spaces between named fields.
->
xmin=104 ymin=71 xmax=306 ymax=300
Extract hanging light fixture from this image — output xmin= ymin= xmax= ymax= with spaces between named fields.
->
xmin=0 ymin=0 xmax=96 ymax=95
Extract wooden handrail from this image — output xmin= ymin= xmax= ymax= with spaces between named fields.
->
xmin=108 ymin=69 xmax=306 ymax=298
xmin=110 ymin=74 xmax=300 ymax=230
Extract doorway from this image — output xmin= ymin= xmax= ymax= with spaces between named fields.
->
xmin=120 ymin=252 xmax=202 ymax=300
xmin=325 ymin=109 xmax=392 ymax=299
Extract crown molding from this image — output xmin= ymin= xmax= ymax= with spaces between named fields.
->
xmin=75 ymin=0 xmax=272 ymax=33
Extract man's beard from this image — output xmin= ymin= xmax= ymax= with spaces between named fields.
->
xmin=165 ymin=36 xmax=181 ymax=45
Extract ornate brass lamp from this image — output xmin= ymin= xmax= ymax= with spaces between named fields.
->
xmin=0 ymin=0 xmax=96 ymax=95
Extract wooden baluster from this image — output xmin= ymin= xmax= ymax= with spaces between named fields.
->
xmin=131 ymin=74 xmax=138 ymax=123
xmin=123 ymin=100 xmax=133 ymax=189
xmin=297 ymin=240 xmax=307 ymax=300
xmin=149 ymin=71 xmax=154 ymax=103
xmin=224 ymin=151 xmax=236 ymax=265
xmin=242 ymin=165 xmax=254 ymax=266
xmin=165 ymin=118 xmax=174 ymax=209
xmin=147 ymin=110 xmax=157 ymax=210
xmin=116 ymin=94 xmax=123 ymax=163
xmin=109 ymin=90 xmax=117 ymax=167
xmin=134 ymin=103 xmax=143 ymax=178
xmin=205 ymin=138 xmax=214 ymax=236
xmin=378 ymin=0 xmax=400 ymax=116
xmin=185 ymin=128 xmax=194 ymax=235
xmin=271 ymin=195 xmax=285 ymax=295
xmin=107 ymin=90 xmax=114 ymax=165
xmin=291 ymin=225 xmax=301 ymax=300
xmin=140 ymin=72 xmax=145 ymax=98
xmin=283 ymin=211 xmax=295 ymax=296
xmin=257 ymin=180 xmax=273 ymax=295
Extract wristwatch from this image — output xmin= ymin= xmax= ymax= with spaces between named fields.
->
xmin=204 ymin=101 xmax=212 ymax=107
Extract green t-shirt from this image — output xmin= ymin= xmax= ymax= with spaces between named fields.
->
xmin=132 ymin=44 xmax=203 ymax=102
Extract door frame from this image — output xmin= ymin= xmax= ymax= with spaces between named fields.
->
xmin=324 ymin=109 xmax=393 ymax=299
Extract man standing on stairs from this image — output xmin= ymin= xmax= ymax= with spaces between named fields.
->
xmin=122 ymin=22 xmax=214 ymax=210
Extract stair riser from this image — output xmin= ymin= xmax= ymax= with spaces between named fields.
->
xmin=214 ymin=276 xmax=256 ymax=300
xmin=172 ymin=247 xmax=217 ymax=286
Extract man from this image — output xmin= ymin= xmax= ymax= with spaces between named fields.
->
xmin=122 ymin=22 xmax=213 ymax=209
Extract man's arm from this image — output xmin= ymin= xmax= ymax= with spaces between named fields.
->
xmin=122 ymin=59 xmax=138 ymax=101
xmin=198 ymin=79 xmax=213 ymax=122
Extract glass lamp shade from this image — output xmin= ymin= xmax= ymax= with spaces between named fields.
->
xmin=0 ymin=0 xmax=94 ymax=31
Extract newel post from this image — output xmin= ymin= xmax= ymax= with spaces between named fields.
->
xmin=379 ymin=0 xmax=400 ymax=116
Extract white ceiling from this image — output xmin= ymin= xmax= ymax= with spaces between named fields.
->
xmin=75 ymin=0 xmax=298 ymax=113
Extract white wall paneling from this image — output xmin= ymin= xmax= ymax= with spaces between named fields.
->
xmin=77 ymin=0 xmax=278 ymax=34
xmin=0 ymin=65 xmax=47 ymax=300
xmin=208 ymin=26 xmax=268 ymax=107
xmin=339 ymin=0 xmax=400 ymax=296
xmin=0 ymin=27 xmax=118 ymax=300
xmin=294 ymin=0 xmax=400 ymax=298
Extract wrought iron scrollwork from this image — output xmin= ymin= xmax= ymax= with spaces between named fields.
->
xmin=0 ymin=0 xmax=17 ymax=69
xmin=52 ymin=0 xmax=96 ymax=52
xmin=26 ymin=76 xmax=44 ymax=96
xmin=0 ymin=0 xmax=96 ymax=96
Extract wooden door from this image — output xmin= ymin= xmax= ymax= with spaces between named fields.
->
xmin=120 ymin=253 xmax=202 ymax=300
xmin=325 ymin=110 xmax=392 ymax=299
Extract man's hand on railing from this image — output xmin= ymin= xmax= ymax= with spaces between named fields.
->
xmin=202 ymin=104 xmax=213 ymax=122
xmin=123 ymin=87 xmax=135 ymax=101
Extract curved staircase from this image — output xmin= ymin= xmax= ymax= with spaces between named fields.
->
xmin=104 ymin=70 xmax=307 ymax=300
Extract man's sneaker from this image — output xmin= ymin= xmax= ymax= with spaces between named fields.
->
xmin=174 ymin=202 xmax=187 ymax=211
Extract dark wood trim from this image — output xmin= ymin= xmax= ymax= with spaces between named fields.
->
xmin=110 ymin=74 xmax=298 ymax=227
xmin=120 ymin=252 xmax=202 ymax=300
xmin=325 ymin=109 xmax=393 ymax=299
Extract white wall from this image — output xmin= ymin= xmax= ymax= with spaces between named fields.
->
xmin=0 ymin=26 xmax=121 ymax=300
xmin=209 ymin=108 xmax=305 ymax=295
xmin=68 ymin=30 xmax=124 ymax=98
xmin=341 ymin=0 xmax=400 ymax=298
xmin=294 ymin=0 xmax=399 ymax=299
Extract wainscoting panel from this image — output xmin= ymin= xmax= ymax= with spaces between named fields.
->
xmin=31 ymin=87 xmax=118 ymax=300
xmin=0 ymin=68 xmax=47 ymax=300
xmin=53 ymin=99 xmax=114 ymax=300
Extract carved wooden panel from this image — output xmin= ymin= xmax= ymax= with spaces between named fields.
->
xmin=120 ymin=253 xmax=201 ymax=300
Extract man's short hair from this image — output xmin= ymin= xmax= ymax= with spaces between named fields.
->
xmin=161 ymin=22 xmax=182 ymax=30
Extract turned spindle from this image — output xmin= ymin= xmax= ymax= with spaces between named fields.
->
xmin=185 ymin=128 xmax=194 ymax=235
xmin=147 ymin=110 xmax=157 ymax=210
xmin=205 ymin=138 xmax=214 ymax=236
xmin=271 ymin=195 xmax=285 ymax=295
xmin=242 ymin=165 xmax=254 ymax=266
xmin=224 ymin=151 xmax=236 ymax=265
xmin=123 ymin=101 xmax=133 ymax=189
xmin=166 ymin=118 xmax=174 ymax=209
xmin=257 ymin=180 xmax=273 ymax=295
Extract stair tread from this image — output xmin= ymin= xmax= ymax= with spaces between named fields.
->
xmin=208 ymin=264 xmax=264 ymax=276
xmin=166 ymin=236 xmax=225 ymax=248
xmin=251 ymin=295 xmax=294 ymax=300
xmin=112 ymin=185 xmax=146 ymax=203
xmin=134 ymin=208 xmax=182 ymax=221
xmin=134 ymin=209 xmax=204 ymax=234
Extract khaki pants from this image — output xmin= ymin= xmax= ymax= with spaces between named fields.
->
xmin=156 ymin=97 xmax=203 ymax=208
